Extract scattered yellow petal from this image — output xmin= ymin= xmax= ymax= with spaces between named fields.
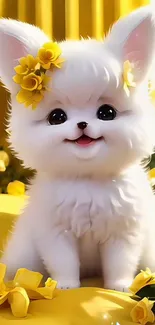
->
xmin=8 ymin=287 xmax=30 ymax=318
xmin=13 ymin=268 xmax=43 ymax=290
xmin=0 ymin=263 xmax=57 ymax=318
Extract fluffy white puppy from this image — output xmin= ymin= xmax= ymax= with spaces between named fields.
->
xmin=0 ymin=6 xmax=155 ymax=291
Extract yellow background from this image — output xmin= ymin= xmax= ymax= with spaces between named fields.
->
xmin=0 ymin=0 xmax=150 ymax=139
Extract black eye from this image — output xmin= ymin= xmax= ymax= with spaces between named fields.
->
xmin=97 ymin=104 xmax=117 ymax=121
xmin=48 ymin=109 xmax=67 ymax=125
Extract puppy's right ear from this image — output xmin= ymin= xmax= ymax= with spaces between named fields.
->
xmin=0 ymin=19 xmax=49 ymax=91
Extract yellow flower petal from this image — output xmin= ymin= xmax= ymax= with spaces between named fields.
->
xmin=21 ymin=73 xmax=42 ymax=91
xmin=0 ymin=263 xmax=7 ymax=294
xmin=53 ymin=57 xmax=65 ymax=69
xmin=13 ymin=268 xmax=43 ymax=290
xmin=16 ymin=89 xmax=32 ymax=104
xmin=130 ymin=298 xmax=155 ymax=325
xmin=123 ymin=60 xmax=136 ymax=95
xmin=13 ymin=74 xmax=23 ymax=84
xmin=27 ymin=278 xmax=57 ymax=300
xmin=14 ymin=65 xmax=29 ymax=75
xmin=0 ymin=264 xmax=6 ymax=283
xmin=0 ymin=292 xmax=9 ymax=305
xmin=8 ymin=287 xmax=30 ymax=318
xmin=129 ymin=268 xmax=155 ymax=294
xmin=33 ymin=92 xmax=44 ymax=102
xmin=123 ymin=82 xmax=130 ymax=97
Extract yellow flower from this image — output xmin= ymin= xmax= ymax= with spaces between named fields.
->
xmin=0 ymin=150 xmax=9 ymax=172
xmin=130 ymin=298 xmax=155 ymax=325
xmin=16 ymin=89 xmax=44 ymax=110
xmin=148 ymin=168 xmax=155 ymax=187
xmin=130 ymin=268 xmax=155 ymax=294
xmin=14 ymin=54 xmax=39 ymax=76
xmin=7 ymin=181 xmax=25 ymax=196
xmin=0 ymin=263 xmax=57 ymax=318
xmin=21 ymin=72 xmax=42 ymax=91
xmin=38 ymin=42 xmax=64 ymax=69
xmin=123 ymin=60 xmax=136 ymax=96
xmin=16 ymin=73 xmax=50 ymax=109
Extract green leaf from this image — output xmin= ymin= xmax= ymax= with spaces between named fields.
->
xmin=136 ymin=284 xmax=155 ymax=299
xmin=130 ymin=295 xmax=141 ymax=302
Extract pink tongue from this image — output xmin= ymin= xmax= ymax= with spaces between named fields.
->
xmin=76 ymin=136 xmax=92 ymax=145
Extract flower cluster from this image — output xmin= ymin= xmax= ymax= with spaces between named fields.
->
xmin=0 ymin=263 xmax=57 ymax=317
xmin=129 ymin=268 xmax=155 ymax=325
xmin=13 ymin=42 xmax=64 ymax=110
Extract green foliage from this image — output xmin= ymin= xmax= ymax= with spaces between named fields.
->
xmin=0 ymin=136 xmax=35 ymax=193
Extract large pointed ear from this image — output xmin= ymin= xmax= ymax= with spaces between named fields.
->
xmin=0 ymin=19 xmax=49 ymax=91
xmin=105 ymin=5 xmax=155 ymax=83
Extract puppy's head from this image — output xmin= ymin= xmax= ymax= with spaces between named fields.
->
xmin=0 ymin=7 xmax=155 ymax=178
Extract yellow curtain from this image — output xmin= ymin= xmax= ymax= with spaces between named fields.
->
xmin=0 ymin=0 xmax=150 ymax=137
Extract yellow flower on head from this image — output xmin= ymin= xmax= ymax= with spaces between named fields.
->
xmin=14 ymin=54 xmax=39 ymax=75
xmin=13 ymin=42 xmax=64 ymax=109
xmin=38 ymin=42 xmax=64 ymax=69
xmin=130 ymin=298 xmax=155 ymax=325
xmin=123 ymin=60 xmax=136 ymax=96
xmin=130 ymin=268 xmax=155 ymax=294
xmin=21 ymin=73 xmax=42 ymax=91
xmin=16 ymin=89 xmax=44 ymax=110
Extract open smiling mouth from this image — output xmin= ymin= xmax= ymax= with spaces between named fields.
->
xmin=65 ymin=135 xmax=103 ymax=147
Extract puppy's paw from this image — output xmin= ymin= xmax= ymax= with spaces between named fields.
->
xmin=56 ymin=279 xmax=80 ymax=290
xmin=104 ymin=279 xmax=133 ymax=292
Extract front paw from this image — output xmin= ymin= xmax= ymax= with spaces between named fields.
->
xmin=56 ymin=279 xmax=80 ymax=290
xmin=104 ymin=279 xmax=133 ymax=292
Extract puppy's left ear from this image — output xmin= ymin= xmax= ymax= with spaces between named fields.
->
xmin=105 ymin=5 xmax=155 ymax=82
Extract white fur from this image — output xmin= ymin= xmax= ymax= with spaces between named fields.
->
xmin=0 ymin=6 xmax=155 ymax=291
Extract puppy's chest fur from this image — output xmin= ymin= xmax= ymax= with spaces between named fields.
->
xmin=35 ymin=170 xmax=150 ymax=242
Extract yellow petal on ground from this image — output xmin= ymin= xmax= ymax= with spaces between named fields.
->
xmin=8 ymin=287 xmax=30 ymax=318
xmin=0 ymin=264 xmax=6 ymax=283
xmin=0 ymin=292 xmax=9 ymax=305
xmin=14 ymin=268 xmax=43 ymax=290
xmin=27 ymin=278 xmax=57 ymax=300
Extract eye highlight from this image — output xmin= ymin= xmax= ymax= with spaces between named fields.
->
xmin=48 ymin=109 xmax=67 ymax=125
xmin=97 ymin=104 xmax=117 ymax=121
